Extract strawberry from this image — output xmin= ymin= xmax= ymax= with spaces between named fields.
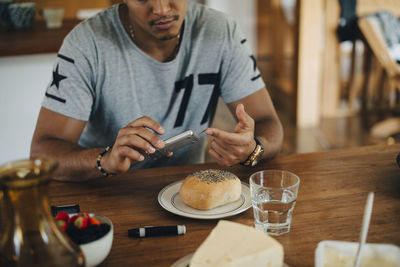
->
xmin=55 ymin=219 xmax=68 ymax=231
xmin=55 ymin=211 xmax=69 ymax=222
xmin=74 ymin=216 xmax=88 ymax=230
xmin=88 ymin=217 xmax=101 ymax=226
xmin=69 ymin=215 xmax=79 ymax=225
xmin=79 ymin=212 xmax=90 ymax=218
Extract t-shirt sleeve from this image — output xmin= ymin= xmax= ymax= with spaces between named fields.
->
xmin=219 ymin=19 xmax=265 ymax=104
xmin=41 ymin=23 xmax=97 ymax=121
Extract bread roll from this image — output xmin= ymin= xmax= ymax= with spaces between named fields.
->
xmin=179 ymin=169 xmax=241 ymax=210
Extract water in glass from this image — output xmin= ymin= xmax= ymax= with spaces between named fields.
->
xmin=252 ymin=188 xmax=297 ymax=236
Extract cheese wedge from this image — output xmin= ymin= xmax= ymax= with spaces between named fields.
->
xmin=190 ymin=220 xmax=284 ymax=267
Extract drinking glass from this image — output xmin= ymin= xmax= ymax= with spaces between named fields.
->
xmin=42 ymin=8 xmax=65 ymax=29
xmin=250 ymin=170 xmax=300 ymax=236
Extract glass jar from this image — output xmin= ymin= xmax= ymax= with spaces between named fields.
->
xmin=0 ymin=158 xmax=85 ymax=267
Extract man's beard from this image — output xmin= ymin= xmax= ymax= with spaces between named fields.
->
xmin=159 ymin=32 xmax=180 ymax=41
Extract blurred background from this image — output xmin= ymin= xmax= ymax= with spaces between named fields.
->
xmin=0 ymin=0 xmax=399 ymax=164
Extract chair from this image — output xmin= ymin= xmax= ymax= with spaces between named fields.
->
xmin=356 ymin=13 xmax=400 ymax=139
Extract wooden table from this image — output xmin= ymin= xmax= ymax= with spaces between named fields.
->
xmin=48 ymin=144 xmax=400 ymax=267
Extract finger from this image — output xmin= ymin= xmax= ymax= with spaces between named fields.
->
xmin=208 ymin=148 xmax=233 ymax=166
xmin=117 ymin=133 xmax=158 ymax=154
xmin=210 ymin=140 xmax=237 ymax=164
xmin=205 ymin=128 xmax=248 ymax=146
xmin=235 ymin=104 xmax=254 ymax=131
xmin=119 ymin=126 xmax=165 ymax=149
xmin=166 ymin=152 xmax=173 ymax=157
xmin=212 ymin=137 xmax=249 ymax=158
xmin=208 ymin=145 xmax=226 ymax=165
xmin=116 ymin=145 xmax=146 ymax=163
xmin=126 ymin=116 xmax=165 ymax=135
xmin=102 ymin=145 xmax=145 ymax=174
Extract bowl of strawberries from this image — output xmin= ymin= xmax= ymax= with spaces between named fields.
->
xmin=54 ymin=211 xmax=113 ymax=267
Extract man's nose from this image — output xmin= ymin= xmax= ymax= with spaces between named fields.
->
xmin=152 ymin=0 xmax=171 ymax=16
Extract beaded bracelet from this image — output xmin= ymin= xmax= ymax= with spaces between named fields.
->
xmin=96 ymin=146 xmax=115 ymax=177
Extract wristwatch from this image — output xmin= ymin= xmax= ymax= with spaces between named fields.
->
xmin=241 ymin=137 xmax=264 ymax=167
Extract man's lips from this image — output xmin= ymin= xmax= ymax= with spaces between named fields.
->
xmin=153 ymin=20 xmax=175 ymax=30
xmin=150 ymin=15 xmax=179 ymax=30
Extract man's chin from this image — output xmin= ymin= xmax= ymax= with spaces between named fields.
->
xmin=158 ymin=33 xmax=180 ymax=41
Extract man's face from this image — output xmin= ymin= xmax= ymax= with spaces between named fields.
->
xmin=124 ymin=0 xmax=188 ymax=41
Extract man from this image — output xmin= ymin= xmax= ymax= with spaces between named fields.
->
xmin=30 ymin=0 xmax=283 ymax=182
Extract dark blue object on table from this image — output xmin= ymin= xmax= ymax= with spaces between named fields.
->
xmin=0 ymin=0 xmax=13 ymax=29
xmin=8 ymin=2 xmax=36 ymax=30
xmin=51 ymin=204 xmax=80 ymax=216
xmin=397 ymin=153 xmax=400 ymax=168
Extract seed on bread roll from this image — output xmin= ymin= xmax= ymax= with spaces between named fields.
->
xmin=179 ymin=169 xmax=242 ymax=210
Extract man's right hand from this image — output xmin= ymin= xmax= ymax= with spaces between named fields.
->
xmin=100 ymin=116 xmax=166 ymax=174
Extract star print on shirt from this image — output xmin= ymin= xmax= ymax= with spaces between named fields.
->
xmin=45 ymin=63 xmax=67 ymax=103
xmin=51 ymin=64 xmax=67 ymax=89
xmin=249 ymin=55 xmax=261 ymax=81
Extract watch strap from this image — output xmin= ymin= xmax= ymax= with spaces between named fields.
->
xmin=241 ymin=137 xmax=264 ymax=166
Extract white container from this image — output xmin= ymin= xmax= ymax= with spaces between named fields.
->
xmin=42 ymin=8 xmax=64 ymax=29
xmin=79 ymin=214 xmax=113 ymax=267
xmin=315 ymin=240 xmax=400 ymax=267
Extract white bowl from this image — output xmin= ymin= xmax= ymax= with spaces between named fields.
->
xmin=79 ymin=214 xmax=113 ymax=267
xmin=315 ymin=240 xmax=400 ymax=267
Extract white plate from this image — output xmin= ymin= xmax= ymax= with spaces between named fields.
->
xmin=171 ymin=253 xmax=289 ymax=267
xmin=158 ymin=180 xmax=252 ymax=220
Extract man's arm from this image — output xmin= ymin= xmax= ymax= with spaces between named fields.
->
xmin=30 ymin=107 xmax=99 ymax=182
xmin=30 ymin=107 xmax=166 ymax=182
xmin=205 ymin=87 xmax=283 ymax=166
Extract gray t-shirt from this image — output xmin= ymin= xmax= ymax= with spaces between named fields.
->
xmin=42 ymin=2 xmax=265 ymax=169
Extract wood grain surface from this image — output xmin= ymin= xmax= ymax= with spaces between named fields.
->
xmin=0 ymin=20 xmax=80 ymax=57
xmin=48 ymin=144 xmax=400 ymax=267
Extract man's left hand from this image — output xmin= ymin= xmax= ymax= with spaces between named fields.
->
xmin=205 ymin=103 xmax=257 ymax=166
